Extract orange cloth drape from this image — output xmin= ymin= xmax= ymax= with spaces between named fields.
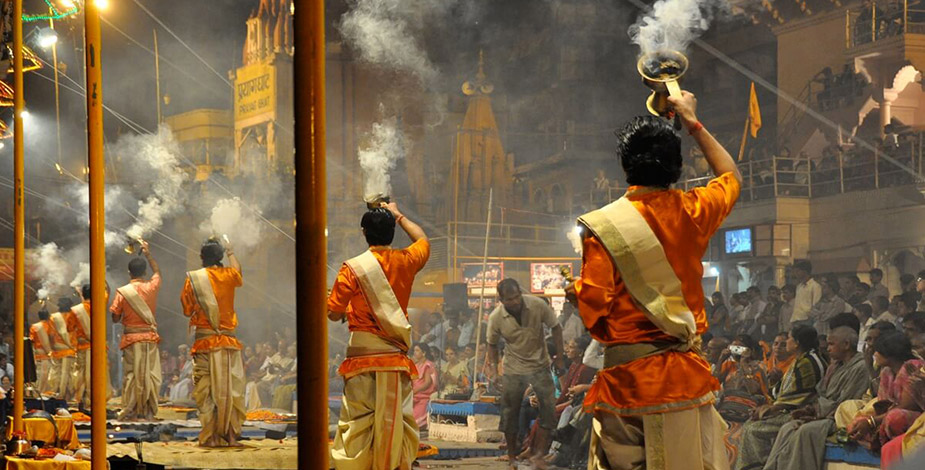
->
xmin=5 ymin=416 xmax=80 ymax=450
xmin=180 ymin=266 xmax=244 ymax=353
xmin=576 ymin=172 xmax=740 ymax=416
xmin=328 ymin=239 xmax=430 ymax=379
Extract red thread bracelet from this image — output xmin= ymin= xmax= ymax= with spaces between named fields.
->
xmin=396 ymin=215 xmax=405 ymax=224
xmin=688 ymin=121 xmax=704 ymax=135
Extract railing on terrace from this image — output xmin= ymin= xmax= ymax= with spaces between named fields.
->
xmin=594 ymin=137 xmax=925 ymax=204
xmin=846 ymin=0 xmax=925 ymax=48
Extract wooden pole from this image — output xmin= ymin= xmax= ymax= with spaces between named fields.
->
xmin=50 ymin=14 xmax=62 ymax=165
xmin=12 ymin=0 xmax=25 ymax=435
xmin=737 ymin=116 xmax=749 ymax=162
xmin=84 ymin=2 xmax=107 ymax=467
xmin=294 ymin=1 xmax=328 ymax=468
xmin=471 ymin=188 xmax=493 ymax=387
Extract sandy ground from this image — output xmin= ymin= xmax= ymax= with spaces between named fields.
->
xmin=417 ymin=456 xmax=512 ymax=469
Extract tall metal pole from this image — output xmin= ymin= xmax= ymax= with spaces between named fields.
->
xmin=294 ymin=1 xmax=328 ymax=468
xmin=471 ymin=188 xmax=493 ymax=387
xmin=154 ymin=28 xmax=162 ymax=124
xmin=50 ymin=14 xmax=62 ymax=164
xmin=12 ymin=0 xmax=25 ymax=435
xmin=84 ymin=2 xmax=107 ymax=467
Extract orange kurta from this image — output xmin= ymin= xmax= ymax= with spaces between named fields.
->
xmin=111 ymin=274 xmax=162 ymax=350
xmin=29 ymin=322 xmax=51 ymax=360
xmin=576 ymin=172 xmax=739 ymax=416
xmin=327 ymin=238 xmax=430 ymax=379
xmin=46 ymin=316 xmax=76 ymax=359
xmin=65 ymin=302 xmax=91 ymax=352
xmin=180 ymin=266 xmax=243 ymax=354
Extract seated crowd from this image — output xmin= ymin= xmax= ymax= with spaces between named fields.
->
xmin=705 ymin=264 xmax=925 ymax=469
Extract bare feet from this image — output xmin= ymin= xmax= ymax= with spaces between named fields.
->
xmin=531 ymin=455 xmax=550 ymax=470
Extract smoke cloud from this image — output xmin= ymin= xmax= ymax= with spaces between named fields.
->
xmin=629 ymin=0 xmax=728 ymax=54
xmin=112 ymin=125 xmax=189 ymax=247
xmin=30 ymin=243 xmax=72 ymax=301
xmin=358 ymin=114 xmax=407 ymax=199
xmin=70 ymin=262 xmax=90 ymax=289
xmin=566 ymin=227 xmax=583 ymax=255
xmin=199 ymin=197 xmax=264 ymax=251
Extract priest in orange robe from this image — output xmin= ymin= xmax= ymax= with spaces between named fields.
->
xmin=568 ymin=91 xmax=742 ymax=470
xmin=327 ymin=201 xmax=430 ymax=470
xmin=181 ymin=238 xmax=244 ymax=447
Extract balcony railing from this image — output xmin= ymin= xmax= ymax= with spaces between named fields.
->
xmin=846 ymin=0 xmax=925 ymax=48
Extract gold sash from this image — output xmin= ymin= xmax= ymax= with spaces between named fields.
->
xmin=32 ymin=322 xmax=52 ymax=354
xmin=345 ymin=250 xmax=411 ymax=351
xmin=187 ymin=268 xmax=220 ymax=332
xmin=71 ymin=303 xmax=91 ymax=341
xmin=578 ymin=195 xmax=696 ymax=343
xmin=117 ymin=282 xmax=157 ymax=328
xmin=346 ymin=331 xmax=405 ymax=358
xmin=49 ymin=313 xmax=74 ymax=350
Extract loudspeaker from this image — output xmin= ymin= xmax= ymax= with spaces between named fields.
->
xmin=443 ymin=283 xmax=468 ymax=312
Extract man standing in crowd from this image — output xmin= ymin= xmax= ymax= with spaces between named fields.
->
xmin=868 ymin=268 xmax=890 ymax=303
xmin=48 ymin=297 xmax=76 ymax=400
xmin=791 ymin=261 xmax=822 ymax=328
xmin=487 ymin=278 xmax=564 ymax=469
xmin=327 ymin=201 xmax=429 ymax=470
xmin=181 ymin=237 xmax=244 ymax=447
xmin=558 ymin=301 xmax=585 ymax=344
xmin=111 ymin=240 xmax=162 ymax=421
xmin=569 ymin=91 xmax=741 ymax=469
xmin=30 ymin=309 xmax=53 ymax=394
xmin=778 ymin=284 xmax=796 ymax=334
xmin=762 ymin=327 xmax=870 ymax=470
xmin=810 ymin=278 xmax=847 ymax=336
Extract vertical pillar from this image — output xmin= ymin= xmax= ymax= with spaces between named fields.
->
xmin=294 ymin=1 xmax=328 ymax=468
xmin=11 ymin=0 xmax=25 ymax=435
xmin=84 ymin=2 xmax=107 ymax=468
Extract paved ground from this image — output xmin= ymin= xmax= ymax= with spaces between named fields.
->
xmin=418 ymin=456 xmax=512 ymax=469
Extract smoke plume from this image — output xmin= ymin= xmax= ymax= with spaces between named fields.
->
xmin=199 ymin=197 xmax=264 ymax=251
xmin=566 ymin=227 xmax=583 ymax=255
xmin=70 ymin=262 xmax=90 ymax=289
xmin=29 ymin=243 xmax=72 ymax=301
xmin=112 ymin=125 xmax=189 ymax=247
xmin=629 ymin=0 xmax=727 ymax=54
xmin=359 ymin=114 xmax=407 ymax=199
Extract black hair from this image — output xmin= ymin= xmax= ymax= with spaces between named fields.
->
xmin=573 ymin=335 xmax=591 ymax=353
xmin=38 ymin=309 xmax=49 ymax=321
xmin=857 ymin=283 xmax=870 ymax=292
xmin=790 ymin=324 xmax=818 ymax=352
xmin=711 ymin=292 xmax=724 ymax=301
xmin=873 ymin=296 xmax=890 ymax=312
xmin=200 ymin=239 xmax=224 ymax=267
xmin=917 ymin=270 xmax=925 ymax=281
xmin=901 ymin=273 xmax=916 ymax=285
xmin=871 ymin=320 xmax=898 ymax=333
xmin=57 ymin=296 xmax=74 ymax=312
xmin=781 ymin=284 xmax=796 ymax=294
xmin=616 ymin=115 xmax=682 ymax=188
xmin=829 ymin=312 xmax=861 ymax=335
xmin=873 ymin=331 xmax=915 ymax=362
xmin=854 ymin=303 xmax=873 ymax=318
xmin=128 ymin=257 xmax=147 ymax=278
xmin=747 ymin=286 xmax=761 ymax=294
xmin=81 ymin=284 xmax=90 ymax=300
xmin=360 ymin=208 xmax=396 ymax=246
xmin=899 ymin=292 xmax=918 ymax=312
xmin=903 ymin=311 xmax=925 ymax=333
xmin=734 ymin=333 xmax=761 ymax=356
xmin=793 ymin=260 xmax=812 ymax=275
xmin=497 ymin=278 xmax=521 ymax=297
xmin=870 ymin=268 xmax=883 ymax=277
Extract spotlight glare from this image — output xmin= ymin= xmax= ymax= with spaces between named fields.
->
xmin=94 ymin=0 xmax=110 ymax=11
xmin=37 ymin=29 xmax=58 ymax=49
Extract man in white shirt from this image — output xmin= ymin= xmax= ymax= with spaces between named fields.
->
xmin=861 ymin=296 xmax=895 ymax=349
xmin=743 ymin=286 xmax=767 ymax=335
xmin=867 ymin=268 xmax=890 ymax=304
xmin=456 ymin=309 xmax=475 ymax=348
xmin=791 ymin=260 xmax=822 ymax=327
xmin=557 ymin=302 xmax=585 ymax=344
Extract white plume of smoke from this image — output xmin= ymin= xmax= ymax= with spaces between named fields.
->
xmin=339 ymin=0 xmax=443 ymax=85
xmin=566 ymin=226 xmax=583 ymax=255
xmin=629 ymin=0 xmax=728 ymax=54
xmin=29 ymin=243 xmax=72 ymax=301
xmin=359 ymin=113 xmax=407 ymax=198
xmin=67 ymin=184 xmax=133 ymax=246
xmin=70 ymin=262 xmax=90 ymax=289
xmin=113 ymin=125 xmax=189 ymax=247
xmin=199 ymin=198 xmax=264 ymax=250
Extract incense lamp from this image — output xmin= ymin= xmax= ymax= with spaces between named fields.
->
xmin=365 ymin=194 xmax=390 ymax=210
xmin=637 ymin=50 xmax=689 ymax=118
xmin=124 ymin=237 xmax=141 ymax=255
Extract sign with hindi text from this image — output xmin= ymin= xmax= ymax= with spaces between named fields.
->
xmin=234 ymin=62 xmax=276 ymax=128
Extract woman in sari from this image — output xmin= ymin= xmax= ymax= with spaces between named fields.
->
xmin=719 ymin=334 xmax=771 ymax=466
xmin=412 ymin=343 xmax=438 ymax=430
xmin=846 ymin=331 xmax=924 ymax=451
xmin=734 ymin=325 xmax=826 ymax=470
xmin=438 ymin=345 xmax=470 ymax=398
xmin=881 ymin=366 xmax=925 ymax=469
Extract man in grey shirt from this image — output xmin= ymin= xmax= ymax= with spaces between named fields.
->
xmin=487 ymin=279 xmax=564 ymax=470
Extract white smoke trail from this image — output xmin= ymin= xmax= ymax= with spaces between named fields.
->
xmin=629 ymin=0 xmax=728 ymax=54
xmin=67 ymin=184 xmax=134 ymax=246
xmin=359 ymin=114 xmax=407 ymax=199
xmin=339 ymin=0 xmax=444 ymax=85
xmin=112 ymin=124 xmax=189 ymax=247
xmin=566 ymin=226 xmax=583 ymax=255
xmin=70 ymin=262 xmax=90 ymax=289
xmin=29 ymin=243 xmax=72 ymax=301
xmin=199 ymin=197 xmax=264 ymax=250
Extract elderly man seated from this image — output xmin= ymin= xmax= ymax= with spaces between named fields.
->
xmin=761 ymin=326 xmax=871 ymax=470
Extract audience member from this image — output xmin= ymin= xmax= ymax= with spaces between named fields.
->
xmin=753 ymin=286 xmax=783 ymax=342
xmin=792 ymin=261 xmax=823 ymax=328
xmin=869 ymin=268 xmax=891 ymax=304
xmin=710 ymin=292 xmax=730 ymax=337
xmin=411 ymin=343 xmax=437 ymax=431
xmin=438 ymin=345 xmax=470 ymax=398
xmin=810 ymin=277 xmax=847 ymax=336
xmin=765 ymin=332 xmax=797 ymax=389
xmin=779 ymin=285 xmax=796 ymax=333
xmin=902 ymin=312 xmax=925 ymax=340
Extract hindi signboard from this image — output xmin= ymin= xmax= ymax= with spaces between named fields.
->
xmin=234 ymin=62 xmax=276 ymax=128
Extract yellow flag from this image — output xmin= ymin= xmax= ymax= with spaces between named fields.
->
xmin=748 ymin=82 xmax=762 ymax=138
